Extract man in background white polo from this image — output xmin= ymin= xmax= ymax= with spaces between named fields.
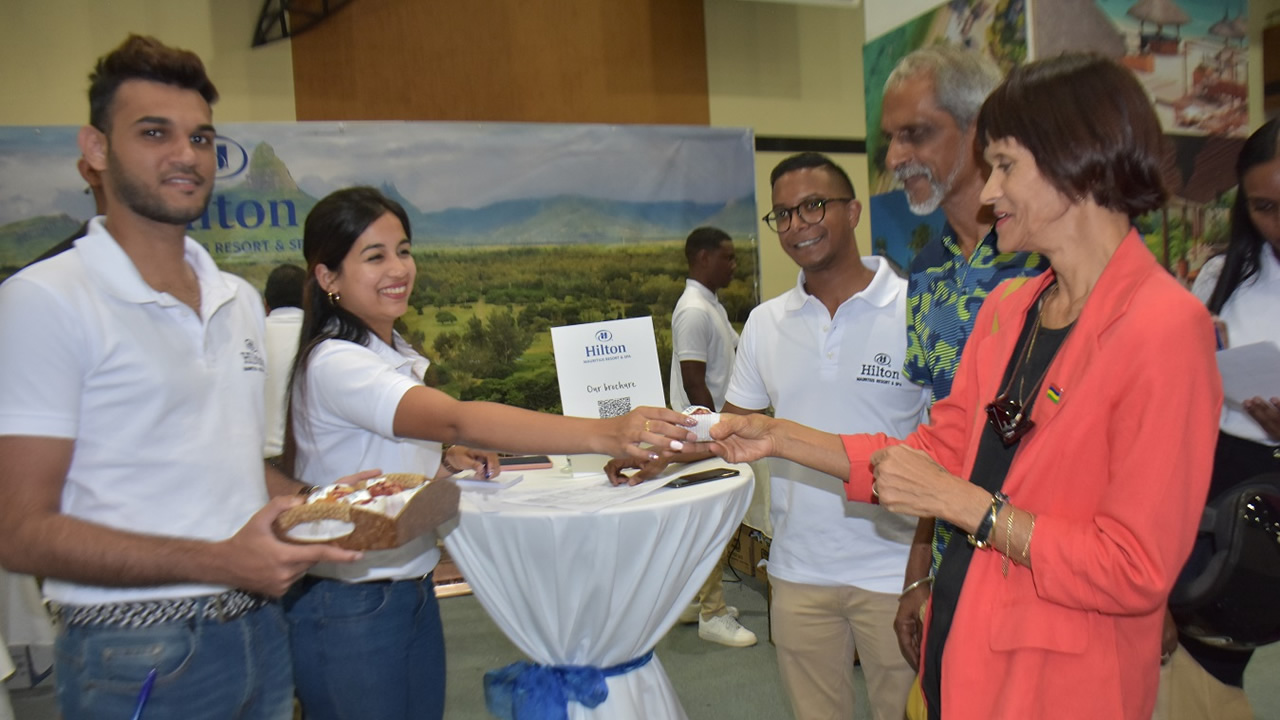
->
xmin=668 ymin=226 xmax=756 ymax=648
xmin=262 ymin=263 xmax=306 ymax=460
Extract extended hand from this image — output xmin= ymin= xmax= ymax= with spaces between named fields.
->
xmin=607 ymin=407 xmax=696 ymax=462
xmin=604 ymin=456 xmax=670 ymax=486
xmin=708 ymin=413 xmax=777 ymax=463
xmin=217 ymin=496 xmax=362 ymax=597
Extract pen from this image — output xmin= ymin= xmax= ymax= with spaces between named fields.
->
xmin=131 ymin=667 xmax=158 ymax=720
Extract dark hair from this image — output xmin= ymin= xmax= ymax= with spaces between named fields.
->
xmin=769 ymin=152 xmax=856 ymax=199
xmin=684 ymin=226 xmax=731 ymax=265
xmin=976 ymin=53 xmax=1167 ymax=217
xmin=1207 ymin=119 xmax=1280 ymax=314
xmin=89 ymin=34 xmax=219 ymax=132
xmin=282 ymin=187 xmax=413 ymax=473
xmin=264 ymin=263 xmax=306 ymax=310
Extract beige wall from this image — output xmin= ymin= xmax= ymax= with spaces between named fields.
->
xmin=704 ymin=0 xmax=869 ymax=301
xmin=0 ymin=0 xmax=295 ymax=125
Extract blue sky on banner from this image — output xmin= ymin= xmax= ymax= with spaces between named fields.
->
xmin=0 ymin=123 xmax=756 ymax=227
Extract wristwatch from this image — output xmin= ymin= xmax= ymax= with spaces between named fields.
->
xmin=969 ymin=491 xmax=1009 ymax=548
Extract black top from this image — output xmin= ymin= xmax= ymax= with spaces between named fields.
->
xmin=923 ymin=291 xmax=1073 ymax=720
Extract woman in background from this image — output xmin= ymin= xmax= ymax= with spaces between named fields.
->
xmin=708 ymin=54 xmax=1221 ymax=719
xmin=283 ymin=186 xmax=696 ymax=720
xmin=1160 ymin=117 xmax=1280 ymax=717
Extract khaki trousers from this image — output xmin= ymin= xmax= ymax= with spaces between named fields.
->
xmin=1151 ymin=645 xmax=1253 ymax=720
xmin=694 ymin=557 xmax=728 ymax=618
xmin=771 ymin=577 xmax=913 ymax=720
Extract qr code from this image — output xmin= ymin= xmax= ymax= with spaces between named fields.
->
xmin=597 ymin=396 xmax=632 ymax=418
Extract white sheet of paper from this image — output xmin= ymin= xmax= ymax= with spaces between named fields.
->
xmin=550 ymin=317 xmax=665 ymax=419
xmin=1216 ymin=341 xmax=1280 ymax=407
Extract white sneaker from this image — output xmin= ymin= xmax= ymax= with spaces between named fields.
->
xmin=679 ymin=603 xmax=739 ymax=624
xmin=698 ymin=613 xmax=757 ymax=647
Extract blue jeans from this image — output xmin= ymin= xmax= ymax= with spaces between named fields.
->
xmin=54 ymin=603 xmax=294 ymax=720
xmin=284 ymin=575 xmax=445 ymax=720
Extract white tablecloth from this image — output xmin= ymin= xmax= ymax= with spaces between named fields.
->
xmin=442 ymin=456 xmax=753 ymax=719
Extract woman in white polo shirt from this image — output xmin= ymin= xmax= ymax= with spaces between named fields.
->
xmin=283 ymin=186 xmax=696 ymax=720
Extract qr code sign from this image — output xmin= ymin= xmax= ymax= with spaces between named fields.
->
xmin=597 ymin=397 xmax=632 ymax=418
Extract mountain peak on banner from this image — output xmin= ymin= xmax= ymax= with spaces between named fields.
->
xmin=244 ymin=143 xmax=299 ymax=193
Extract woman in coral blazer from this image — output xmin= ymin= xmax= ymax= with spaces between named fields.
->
xmin=709 ymin=54 xmax=1222 ymax=719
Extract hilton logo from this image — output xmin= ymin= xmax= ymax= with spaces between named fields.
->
xmin=240 ymin=338 xmax=266 ymax=372
xmin=215 ymin=136 xmax=249 ymax=180
xmin=858 ymin=351 xmax=900 ymax=385
xmin=586 ymin=328 xmax=626 ymax=358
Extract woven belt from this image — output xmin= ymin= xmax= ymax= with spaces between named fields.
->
xmin=54 ymin=589 xmax=269 ymax=629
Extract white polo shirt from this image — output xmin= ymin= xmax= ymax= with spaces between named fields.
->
xmin=725 ymin=256 xmax=930 ymax=593
xmin=293 ymin=332 xmax=442 ymax=582
xmin=1192 ymin=251 xmax=1280 ymax=446
xmin=263 ymin=306 xmax=304 ymax=457
xmin=0 ymin=218 xmax=268 ymax=605
xmin=669 ymin=278 xmax=739 ymax=411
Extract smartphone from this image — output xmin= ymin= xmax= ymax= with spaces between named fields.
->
xmin=497 ymin=455 xmax=554 ymax=470
xmin=666 ymin=467 xmax=740 ymax=489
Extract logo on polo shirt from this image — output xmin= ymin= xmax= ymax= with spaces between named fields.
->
xmin=241 ymin=339 xmax=265 ymax=373
xmin=857 ymin=352 xmax=902 ymax=387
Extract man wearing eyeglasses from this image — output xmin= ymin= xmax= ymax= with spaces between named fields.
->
xmin=879 ymin=46 xmax=1047 ymax=675
xmin=726 ymin=153 xmax=930 ymax=720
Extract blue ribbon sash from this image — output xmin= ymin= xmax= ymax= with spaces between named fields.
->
xmin=483 ymin=650 xmax=655 ymax=720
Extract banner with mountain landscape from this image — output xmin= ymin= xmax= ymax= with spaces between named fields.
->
xmin=0 ymin=122 xmax=759 ymax=412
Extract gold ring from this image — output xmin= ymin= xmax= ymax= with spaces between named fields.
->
xmin=644 ymin=420 xmax=651 ymax=433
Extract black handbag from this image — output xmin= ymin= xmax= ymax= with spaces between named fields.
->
xmin=1169 ymin=473 xmax=1280 ymax=649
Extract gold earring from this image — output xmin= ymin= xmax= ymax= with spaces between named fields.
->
xmin=326 ymin=291 xmax=341 ymax=305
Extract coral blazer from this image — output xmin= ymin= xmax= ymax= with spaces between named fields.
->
xmin=843 ymin=230 xmax=1221 ymax=719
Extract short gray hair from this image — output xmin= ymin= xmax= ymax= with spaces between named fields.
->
xmin=884 ymin=46 xmax=1001 ymax=130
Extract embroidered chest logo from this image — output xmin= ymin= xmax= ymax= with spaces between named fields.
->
xmin=241 ymin=339 xmax=266 ymax=373
xmin=857 ymin=352 xmax=902 ymax=387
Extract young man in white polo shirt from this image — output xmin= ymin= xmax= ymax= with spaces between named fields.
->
xmin=668 ymin=226 xmax=756 ymax=648
xmin=0 ymin=35 xmax=357 ymax=720
xmin=731 ymin=153 xmax=929 ymax=720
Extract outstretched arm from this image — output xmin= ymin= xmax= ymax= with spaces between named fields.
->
xmin=392 ymin=386 xmax=696 ymax=462
xmin=0 ymin=436 xmax=361 ymax=598
xmin=709 ymin=412 xmax=850 ymax=478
